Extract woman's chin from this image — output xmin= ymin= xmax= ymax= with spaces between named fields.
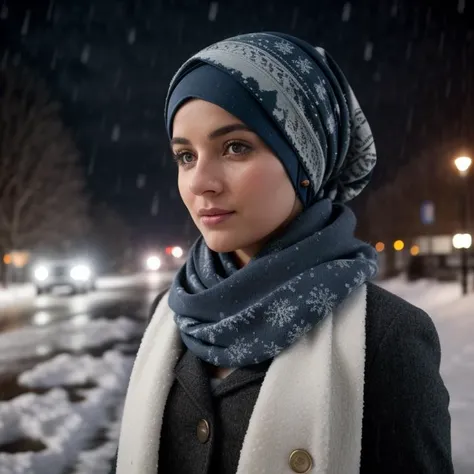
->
xmin=203 ymin=237 xmax=240 ymax=254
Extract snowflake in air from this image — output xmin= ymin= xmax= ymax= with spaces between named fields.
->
xmin=287 ymin=320 xmax=313 ymax=345
xmin=264 ymin=298 xmax=299 ymax=327
xmin=306 ymin=286 xmax=338 ymax=316
xmin=228 ymin=337 xmax=257 ymax=365
xmin=293 ymin=57 xmax=313 ymax=74
xmin=275 ymin=40 xmax=295 ymax=55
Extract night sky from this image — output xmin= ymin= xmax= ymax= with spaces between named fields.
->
xmin=1 ymin=0 xmax=473 ymax=247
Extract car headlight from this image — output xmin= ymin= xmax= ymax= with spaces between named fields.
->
xmin=34 ymin=266 xmax=49 ymax=281
xmin=70 ymin=265 xmax=91 ymax=281
xmin=146 ymin=256 xmax=161 ymax=271
xmin=171 ymin=246 xmax=183 ymax=258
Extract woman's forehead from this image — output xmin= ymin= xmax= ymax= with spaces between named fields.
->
xmin=172 ymin=99 xmax=247 ymax=137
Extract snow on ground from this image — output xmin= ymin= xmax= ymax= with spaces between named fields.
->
xmin=379 ymin=276 xmax=462 ymax=312
xmin=0 ymin=351 xmax=132 ymax=474
xmin=0 ymin=284 xmax=36 ymax=307
xmin=379 ymin=276 xmax=474 ymax=472
xmin=0 ymin=313 xmax=143 ymax=474
xmin=0 ymin=276 xmax=472 ymax=473
xmin=0 ymin=316 xmax=142 ymax=373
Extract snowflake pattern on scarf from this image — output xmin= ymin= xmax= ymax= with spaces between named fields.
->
xmin=170 ymin=201 xmax=378 ymax=367
xmin=166 ymin=33 xmax=379 ymax=367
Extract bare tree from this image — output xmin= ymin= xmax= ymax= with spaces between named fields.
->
xmin=0 ymin=63 xmax=89 ymax=284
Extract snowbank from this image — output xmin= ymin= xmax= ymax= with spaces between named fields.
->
xmin=0 ymin=351 xmax=133 ymax=474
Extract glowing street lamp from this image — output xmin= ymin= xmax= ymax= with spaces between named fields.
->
xmin=454 ymin=156 xmax=472 ymax=176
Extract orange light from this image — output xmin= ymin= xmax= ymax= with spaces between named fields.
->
xmin=12 ymin=252 xmax=29 ymax=268
xmin=394 ymin=240 xmax=405 ymax=251
xmin=165 ymin=247 xmax=173 ymax=255
xmin=375 ymin=242 xmax=385 ymax=252
xmin=3 ymin=254 xmax=12 ymax=265
xmin=410 ymin=245 xmax=420 ymax=256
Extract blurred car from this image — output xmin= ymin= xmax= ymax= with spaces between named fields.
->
xmin=33 ymin=259 xmax=96 ymax=295
xmin=145 ymin=246 xmax=186 ymax=272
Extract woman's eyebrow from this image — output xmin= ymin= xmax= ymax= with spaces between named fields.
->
xmin=170 ymin=123 xmax=253 ymax=146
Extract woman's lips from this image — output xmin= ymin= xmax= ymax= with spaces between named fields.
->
xmin=200 ymin=211 xmax=235 ymax=226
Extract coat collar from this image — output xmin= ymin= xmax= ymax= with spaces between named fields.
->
xmin=175 ymin=348 xmax=271 ymax=402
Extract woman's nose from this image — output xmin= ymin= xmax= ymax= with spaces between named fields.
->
xmin=188 ymin=157 xmax=224 ymax=196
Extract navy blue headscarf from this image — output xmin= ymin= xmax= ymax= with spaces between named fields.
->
xmin=165 ymin=32 xmax=378 ymax=367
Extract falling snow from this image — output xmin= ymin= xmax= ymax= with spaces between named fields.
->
xmin=0 ymin=4 xmax=8 ymax=20
xmin=290 ymin=7 xmax=299 ymax=30
xmin=363 ymin=42 xmax=373 ymax=61
xmin=208 ymin=2 xmax=219 ymax=22
xmin=151 ymin=193 xmax=159 ymax=216
xmin=341 ymin=3 xmax=351 ymax=22
xmin=46 ymin=0 xmax=54 ymax=21
xmin=50 ymin=49 xmax=58 ymax=69
xmin=128 ymin=28 xmax=136 ymax=45
xmin=21 ymin=10 xmax=31 ymax=36
xmin=111 ymin=124 xmax=121 ymax=142
xmin=390 ymin=2 xmax=398 ymax=18
xmin=136 ymin=174 xmax=146 ymax=189
xmin=81 ymin=44 xmax=91 ymax=64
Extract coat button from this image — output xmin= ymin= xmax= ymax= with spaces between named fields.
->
xmin=289 ymin=449 xmax=313 ymax=473
xmin=196 ymin=419 xmax=210 ymax=444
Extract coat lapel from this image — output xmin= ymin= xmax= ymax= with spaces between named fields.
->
xmin=236 ymin=285 xmax=367 ymax=474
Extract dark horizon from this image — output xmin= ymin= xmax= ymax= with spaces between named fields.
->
xmin=1 ymin=0 xmax=473 ymax=246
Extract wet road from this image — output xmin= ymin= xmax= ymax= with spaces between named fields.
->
xmin=0 ymin=273 xmax=173 ymax=377
xmin=0 ymin=273 xmax=174 ymax=472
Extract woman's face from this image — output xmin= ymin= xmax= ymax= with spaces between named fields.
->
xmin=171 ymin=99 xmax=302 ymax=264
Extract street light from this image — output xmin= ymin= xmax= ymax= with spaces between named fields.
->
xmin=454 ymin=156 xmax=472 ymax=176
xmin=454 ymin=155 xmax=472 ymax=295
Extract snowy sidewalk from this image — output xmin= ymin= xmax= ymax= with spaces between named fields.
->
xmin=379 ymin=277 xmax=474 ymax=473
xmin=0 ymin=284 xmax=36 ymax=308
xmin=0 ymin=315 xmax=144 ymax=474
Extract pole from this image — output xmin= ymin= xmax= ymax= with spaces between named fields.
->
xmin=460 ymin=175 xmax=469 ymax=295
xmin=466 ymin=172 xmax=473 ymax=291
xmin=461 ymin=247 xmax=468 ymax=296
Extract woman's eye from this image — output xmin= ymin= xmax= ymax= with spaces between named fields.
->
xmin=226 ymin=142 xmax=250 ymax=155
xmin=173 ymin=151 xmax=195 ymax=166
xmin=181 ymin=152 xmax=194 ymax=163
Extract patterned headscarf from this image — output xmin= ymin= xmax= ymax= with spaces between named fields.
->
xmin=165 ymin=33 xmax=378 ymax=367
xmin=165 ymin=31 xmax=376 ymax=207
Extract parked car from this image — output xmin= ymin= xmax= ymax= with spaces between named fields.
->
xmin=33 ymin=259 xmax=96 ymax=295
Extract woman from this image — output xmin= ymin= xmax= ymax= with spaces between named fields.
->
xmin=114 ymin=32 xmax=453 ymax=473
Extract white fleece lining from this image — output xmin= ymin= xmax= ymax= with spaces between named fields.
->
xmin=116 ymin=285 xmax=367 ymax=474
